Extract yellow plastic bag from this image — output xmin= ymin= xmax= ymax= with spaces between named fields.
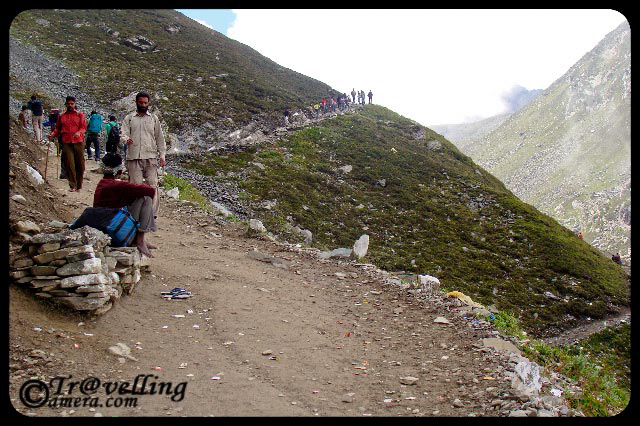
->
xmin=446 ymin=291 xmax=485 ymax=309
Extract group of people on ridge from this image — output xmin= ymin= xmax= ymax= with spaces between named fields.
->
xmin=20 ymin=92 xmax=165 ymax=257
xmin=353 ymin=88 xmax=373 ymax=105
xmin=307 ymin=88 xmax=373 ymax=120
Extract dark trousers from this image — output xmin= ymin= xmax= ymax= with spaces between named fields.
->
xmin=128 ymin=196 xmax=157 ymax=233
xmin=86 ymin=132 xmax=100 ymax=160
xmin=62 ymin=142 xmax=85 ymax=190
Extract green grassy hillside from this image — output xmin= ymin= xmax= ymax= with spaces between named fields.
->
xmin=10 ymin=9 xmax=339 ymax=130
xmin=180 ymin=105 xmax=629 ymax=337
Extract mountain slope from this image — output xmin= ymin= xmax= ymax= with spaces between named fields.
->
xmin=10 ymin=9 xmax=339 ymax=148
xmin=9 ymin=9 xmax=629 ymax=337
xmin=461 ymin=21 xmax=631 ymax=259
xmin=173 ymin=105 xmax=629 ymax=337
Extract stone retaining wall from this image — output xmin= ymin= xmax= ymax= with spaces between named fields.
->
xmin=9 ymin=225 xmax=148 ymax=315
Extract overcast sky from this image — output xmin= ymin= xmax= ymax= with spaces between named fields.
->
xmin=178 ymin=9 xmax=627 ymax=126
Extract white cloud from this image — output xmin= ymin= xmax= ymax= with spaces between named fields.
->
xmin=227 ymin=9 xmax=626 ymax=125
xmin=195 ymin=19 xmax=214 ymax=30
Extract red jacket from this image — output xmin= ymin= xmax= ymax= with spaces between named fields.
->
xmin=93 ymin=178 xmax=156 ymax=209
xmin=50 ymin=109 xmax=87 ymax=144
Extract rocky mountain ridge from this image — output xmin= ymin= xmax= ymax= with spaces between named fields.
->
xmin=460 ymin=21 xmax=631 ymax=262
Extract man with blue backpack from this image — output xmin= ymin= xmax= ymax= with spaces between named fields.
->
xmin=86 ymin=110 xmax=104 ymax=161
xmin=72 ymin=153 xmax=157 ymax=257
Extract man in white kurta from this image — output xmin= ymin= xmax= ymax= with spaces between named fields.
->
xmin=120 ymin=91 xmax=166 ymax=219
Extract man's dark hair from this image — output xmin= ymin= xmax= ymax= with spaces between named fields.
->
xmin=91 ymin=110 xmax=97 ymax=115
xmin=31 ymin=95 xmax=36 ymax=100
xmin=136 ymin=92 xmax=150 ymax=101
xmin=109 ymin=115 xmax=116 ymax=121
xmin=102 ymin=152 xmax=122 ymax=169
xmin=21 ymin=105 xmax=27 ymax=110
xmin=65 ymin=96 xmax=76 ymax=103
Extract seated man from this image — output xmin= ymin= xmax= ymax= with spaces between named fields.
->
xmin=93 ymin=152 xmax=157 ymax=257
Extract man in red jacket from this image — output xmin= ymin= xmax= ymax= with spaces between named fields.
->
xmin=49 ymin=96 xmax=87 ymax=192
xmin=94 ymin=153 xmax=157 ymax=257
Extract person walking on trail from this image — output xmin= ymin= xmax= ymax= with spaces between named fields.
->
xmin=120 ymin=91 xmax=166 ymax=219
xmin=284 ymin=110 xmax=290 ymax=126
xmin=331 ymin=97 xmax=337 ymax=112
xmin=321 ymin=98 xmax=327 ymax=114
xmin=18 ymin=106 xmax=28 ymax=129
xmin=313 ymin=103 xmax=320 ymax=118
xmin=86 ymin=110 xmax=104 ymax=161
xmin=93 ymin=152 xmax=157 ymax=257
xmin=368 ymin=90 xmax=373 ymax=104
xmin=105 ymin=115 xmax=122 ymax=157
xmin=48 ymin=96 xmax=87 ymax=192
xmin=611 ymin=253 xmax=622 ymax=265
xmin=27 ymin=95 xmax=44 ymax=143
xmin=351 ymin=88 xmax=356 ymax=103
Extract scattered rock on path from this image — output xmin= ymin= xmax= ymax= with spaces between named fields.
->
xmin=399 ymin=376 xmax=419 ymax=385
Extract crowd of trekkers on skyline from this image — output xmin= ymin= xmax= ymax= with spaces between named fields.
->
xmin=304 ymin=88 xmax=373 ymax=121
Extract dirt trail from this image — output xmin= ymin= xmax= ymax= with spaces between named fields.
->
xmin=541 ymin=307 xmax=631 ymax=347
xmin=10 ymin=145 xmax=540 ymax=417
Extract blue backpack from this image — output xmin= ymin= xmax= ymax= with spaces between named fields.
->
xmin=88 ymin=114 xmax=103 ymax=134
xmin=70 ymin=206 xmax=140 ymax=247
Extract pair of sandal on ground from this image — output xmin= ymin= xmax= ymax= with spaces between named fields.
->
xmin=161 ymin=287 xmax=192 ymax=299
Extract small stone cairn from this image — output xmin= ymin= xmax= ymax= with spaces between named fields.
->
xmin=9 ymin=225 xmax=149 ymax=315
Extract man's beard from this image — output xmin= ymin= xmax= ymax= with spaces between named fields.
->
xmin=136 ymin=106 xmax=148 ymax=113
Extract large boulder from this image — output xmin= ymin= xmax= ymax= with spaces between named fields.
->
xmin=511 ymin=360 xmax=543 ymax=397
xmin=249 ymin=219 xmax=267 ymax=234
xmin=351 ymin=234 xmax=369 ymax=259
xmin=122 ymin=35 xmax=156 ymax=52
xmin=14 ymin=221 xmax=41 ymax=234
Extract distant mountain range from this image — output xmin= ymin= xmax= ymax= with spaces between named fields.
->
xmin=431 ymin=86 xmax=543 ymax=150
xmin=439 ymin=21 xmax=631 ymax=261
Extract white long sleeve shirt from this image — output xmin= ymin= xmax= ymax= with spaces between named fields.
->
xmin=120 ymin=110 xmax=166 ymax=160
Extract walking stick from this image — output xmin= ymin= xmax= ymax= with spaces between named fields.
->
xmin=44 ymin=137 xmax=51 ymax=183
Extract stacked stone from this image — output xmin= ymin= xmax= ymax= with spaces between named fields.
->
xmin=104 ymin=247 xmax=147 ymax=295
xmin=9 ymin=226 xmax=124 ymax=315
